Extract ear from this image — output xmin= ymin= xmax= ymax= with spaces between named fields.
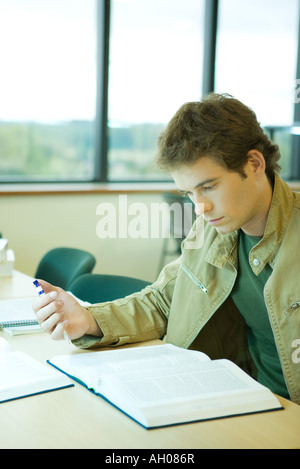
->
xmin=246 ymin=150 xmax=266 ymax=177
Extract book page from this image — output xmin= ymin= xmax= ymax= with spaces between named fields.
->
xmin=98 ymin=356 xmax=282 ymax=428
xmin=0 ymin=351 xmax=65 ymax=389
xmin=0 ymin=351 xmax=72 ymax=402
xmin=50 ymin=344 xmax=211 ymax=390
xmin=106 ymin=359 xmax=267 ymax=405
xmin=0 ymin=297 xmax=37 ymax=325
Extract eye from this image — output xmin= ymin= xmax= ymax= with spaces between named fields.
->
xmin=202 ymin=184 xmax=215 ymax=191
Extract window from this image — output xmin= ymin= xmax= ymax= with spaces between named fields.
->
xmin=0 ymin=0 xmax=97 ymax=181
xmin=0 ymin=0 xmax=299 ymax=184
xmin=107 ymin=0 xmax=205 ymax=181
xmin=215 ymin=0 xmax=299 ymax=178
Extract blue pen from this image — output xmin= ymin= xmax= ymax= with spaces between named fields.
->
xmin=33 ymin=279 xmax=45 ymax=296
xmin=33 ymin=279 xmax=70 ymax=342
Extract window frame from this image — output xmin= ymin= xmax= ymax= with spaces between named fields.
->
xmin=95 ymin=0 xmax=110 ymax=183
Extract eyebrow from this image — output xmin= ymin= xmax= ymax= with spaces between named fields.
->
xmin=177 ymin=178 xmax=217 ymax=193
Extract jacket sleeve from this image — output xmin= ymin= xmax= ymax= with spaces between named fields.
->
xmin=72 ymin=256 xmax=181 ymax=349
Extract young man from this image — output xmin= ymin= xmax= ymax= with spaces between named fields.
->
xmin=33 ymin=93 xmax=300 ymax=404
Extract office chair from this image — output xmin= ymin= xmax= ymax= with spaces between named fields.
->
xmin=158 ymin=192 xmax=196 ymax=273
xmin=35 ymin=247 xmax=96 ymax=290
xmin=69 ymin=273 xmax=151 ymax=303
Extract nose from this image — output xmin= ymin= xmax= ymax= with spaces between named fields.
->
xmin=194 ymin=196 xmax=213 ymax=216
xmin=194 ymin=202 xmax=204 ymax=216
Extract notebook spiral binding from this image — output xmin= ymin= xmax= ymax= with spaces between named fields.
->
xmin=0 ymin=319 xmax=39 ymax=328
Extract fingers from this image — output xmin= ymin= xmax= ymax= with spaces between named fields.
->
xmin=40 ymin=311 xmax=61 ymax=331
xmin=33 ymin=290 xmax=66 ymax=338
xmin=38 ymin=303 xmax=67 ymax=340
xmin=33 ymin=292 xmax=61 ymax=324
xmin=32 ymin=291 xmax=57 ymax=315
xmin=49 ymin=320 xmax=68 ymax=341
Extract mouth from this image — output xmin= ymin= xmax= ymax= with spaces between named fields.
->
xmin=206 ymin=217 xmax=224 ymax=226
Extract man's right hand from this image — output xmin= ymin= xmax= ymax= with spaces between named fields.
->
xmin=32 ymin=279 xmax=103 ymax=341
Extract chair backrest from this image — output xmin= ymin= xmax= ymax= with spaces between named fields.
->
xmin=35 ymin=247 xmax=96 ymax=290
xmin=69 ymin=273 xmax=150 ymax=303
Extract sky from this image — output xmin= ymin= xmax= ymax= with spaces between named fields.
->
xmin=0 ymin=0 xmax=97 ymax=122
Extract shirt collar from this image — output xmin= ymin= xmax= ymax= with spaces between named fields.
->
xmin=205 ymin=174 xmax=294 ymax=274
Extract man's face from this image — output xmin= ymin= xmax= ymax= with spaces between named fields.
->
xmin=171 ymin=156 xmax=269 ymax=236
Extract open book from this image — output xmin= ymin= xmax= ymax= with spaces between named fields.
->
xmin=0 ymin=349 xmax=73 ymax=403
xmin=48 ymin=344 xmax=283 ymax=429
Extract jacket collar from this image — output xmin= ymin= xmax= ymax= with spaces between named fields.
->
xmin=204 ymin=174 xmax=294 ymax=274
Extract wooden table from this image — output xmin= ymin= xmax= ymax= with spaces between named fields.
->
xmin=0 ymin=271 xmax=300 ymax=449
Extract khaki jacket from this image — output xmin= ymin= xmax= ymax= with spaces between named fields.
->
xmin=74 ymin=175 xmax=300 ymax=404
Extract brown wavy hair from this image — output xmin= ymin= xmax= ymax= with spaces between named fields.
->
xmin=157 ymin=93 xmax=281 ymax=181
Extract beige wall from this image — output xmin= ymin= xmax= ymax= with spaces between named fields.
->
xmin=2 ymin=181 xmax=299 ymax=285
xmin=0 ymin=192 xmax=177 ymax=283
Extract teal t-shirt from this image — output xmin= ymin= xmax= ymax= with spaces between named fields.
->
xmin=231 ymin=231 xmax=290 ymax=399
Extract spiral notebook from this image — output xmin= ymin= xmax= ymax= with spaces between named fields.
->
xmin=0 ymin=294 xmax=91 ymax=329
xmin=0 ymin=297 xmax=38 ymax=328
